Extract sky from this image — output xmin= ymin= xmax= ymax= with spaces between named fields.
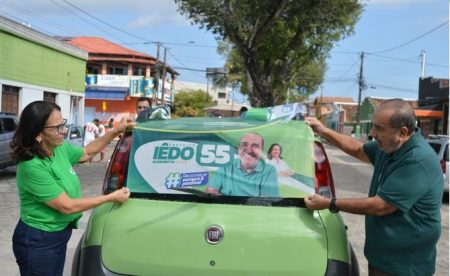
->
xmin=1 ymin=0 xmax=448 ymax=103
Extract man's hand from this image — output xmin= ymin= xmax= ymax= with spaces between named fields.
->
xmin=304 ymin=117 xmax=327 ymax=136
xmin=117 ymin=116 xmax=136 ymax=133
xmin=304 ymin=194 xmax=331 ymax=210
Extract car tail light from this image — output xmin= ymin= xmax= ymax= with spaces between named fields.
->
xmin=103 ymin=133 xmax=132 ymax=194
xmin=314 ymin=142 xmax=336 ymax=198
xmin=440 ymin=159 xmax=446 ymax=173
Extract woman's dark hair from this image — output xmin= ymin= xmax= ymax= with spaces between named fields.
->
xmin=11 ymin=101 xmax=61 ymax=161
xmin=267 ymin=143 xmax=282 ymax=160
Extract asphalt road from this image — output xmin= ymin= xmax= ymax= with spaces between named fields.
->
xmin=0 ymin=142 xmax=448 ymax=275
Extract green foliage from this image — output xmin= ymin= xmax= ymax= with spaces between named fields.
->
xmin=174 ymin=89 xmax=214 ymax=117
xmin=174 ymin=0 xmax=362 ymax=107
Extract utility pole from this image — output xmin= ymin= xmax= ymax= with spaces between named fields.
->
xmin=420 ymin=50 xmax=426 ymax=79
xmin=161 ymin=46 xmax=167 ymax=104
xmin=154 ymin=42 xmax=161 ymax=104
xmin=355 ymin=51 xmax=365 ymax=138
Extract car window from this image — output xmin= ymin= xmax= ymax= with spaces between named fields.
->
xmin=126 ymin=118 xmax=315 ymax=198
xmin=1 ymin=118 xmax=17 ymax=132
xmin=428 ymin=142 xmax=441 ymax=155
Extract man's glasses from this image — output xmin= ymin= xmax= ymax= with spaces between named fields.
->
xmin=43 ymin=119 xmax=67 ymax=133
xmin=137 ymin=106 xmax=148 ymax=110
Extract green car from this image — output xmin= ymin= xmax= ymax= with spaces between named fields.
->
xmin=72 ymin=105 xmax=359 ymax=276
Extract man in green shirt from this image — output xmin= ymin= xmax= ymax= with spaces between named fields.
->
xmin=206 ymin=132 xmax=279 ymax=197
xmin=304 ymin=99 xmax=443 ymax=275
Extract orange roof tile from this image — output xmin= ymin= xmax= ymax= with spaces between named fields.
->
xmin=66 ymin=37 xmax=153 ymax=59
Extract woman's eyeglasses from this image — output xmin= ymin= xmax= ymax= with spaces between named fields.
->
xmin=43 ymin=119 xmax=67 ymax=134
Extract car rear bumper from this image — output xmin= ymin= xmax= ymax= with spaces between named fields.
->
xmin=73 ymin=244 xmax=357 ymax=276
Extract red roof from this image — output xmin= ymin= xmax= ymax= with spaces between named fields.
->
xmin=66 ymin=37 xmax=153 ymax=59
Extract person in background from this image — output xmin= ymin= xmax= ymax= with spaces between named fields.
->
xmin=266 ymin=143 xmax=294 ymax=177
xmin=10 ymin=101 xmax=135 ymax=276
xmin=97 ymin=123 xmax=106 ymax=162
xmin=136 ymin=97 xmax=152 ymax=116
xmin=83 ymin=119 xmax=99 ymax=163
xmin=304 ymin=99 xmax=443 ymax=276
xmin=205 ymin=132 xmax=279 ymax=197
xmin=108 ymin=118 xmax=114 ymax=129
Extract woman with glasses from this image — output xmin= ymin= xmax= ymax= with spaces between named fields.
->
xmin=10 ymin=101 xmax=135 ymax=276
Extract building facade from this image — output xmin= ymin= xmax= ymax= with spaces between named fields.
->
xmin=64 ymin=37 xmax=178 ymax=124
xmin=0 ymin=16 xmax=87 ymax=125
xmin=417 ymin=77 xmax=449 ymax=136
xmin=312 ymin=97 xmax=357 ymax=134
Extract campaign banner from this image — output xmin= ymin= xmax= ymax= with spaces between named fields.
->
xmin=127 ymin=118 xmax=315 ymax=198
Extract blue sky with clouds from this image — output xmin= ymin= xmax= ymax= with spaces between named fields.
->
xmin=1 ymin=0 xmax=448 ymax=102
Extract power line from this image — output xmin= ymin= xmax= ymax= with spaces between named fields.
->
xmin=49 ymin=0 xmax=127 ymax=43
xmin=366 ymin=53 xmax=448 ymax=68
xmin=0 ymin=0 xmax=82 ymax=36
xmin=172 ymin=67 xmax=207 ymax=72
xmin=61 ymin=0 xmax=152 ymax=43
xmin=166 ymin=48 xmax=206 ymax=80
xmin=368 ymin=20 xmax=449 ymax=54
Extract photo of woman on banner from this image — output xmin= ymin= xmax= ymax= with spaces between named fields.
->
xmin=205 ymin=132 xmax=279 ymax=197
xmin=266 ymin=142 xmax=315 ymax=194
xmin=266 ymin=143 xmax=294 ymax=177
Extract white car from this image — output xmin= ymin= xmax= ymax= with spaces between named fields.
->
xmin=64 ymin=124 xmax=84 ymax=147
xmin=426 ymin=135 xmax=449 ymax=192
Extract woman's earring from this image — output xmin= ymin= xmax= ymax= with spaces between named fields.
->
xmin=36 ymin=136 xmax=42 ymax=143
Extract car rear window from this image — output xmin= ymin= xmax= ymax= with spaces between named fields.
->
xmin=126 ymin=117 xmax=315 ymax=199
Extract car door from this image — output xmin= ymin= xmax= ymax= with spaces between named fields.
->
xmin=0 ymin=117 xmax=17 ymax=167
xmin=0 ymin=118 xmax=8 ymax=164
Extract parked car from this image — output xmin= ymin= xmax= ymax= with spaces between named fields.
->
xmin=64 ymin=124 xmax=84 ymax=147
xmin=0 ymin=112 xmax=18 ymax=169
xmin=72 ymin=107 xmax=359 ymax=276
xmin=426 ymin=135 xmax=449 ymax=192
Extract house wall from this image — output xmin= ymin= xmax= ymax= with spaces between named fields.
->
xmin=0 ymin=16 xmax=87 ymax=125
xmin=0 ymin=32 xmax=86 ymax=93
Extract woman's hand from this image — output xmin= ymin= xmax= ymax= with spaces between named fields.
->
xmin=108 ymin=187 xmax=131 ymax=203
xmin=278 ymin=170 xmax=294 ymax=177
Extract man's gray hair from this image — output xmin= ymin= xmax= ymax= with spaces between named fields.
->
xmin=379 ymin=99 xmax=416 ymax=134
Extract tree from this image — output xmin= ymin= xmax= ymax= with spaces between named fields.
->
xmin=174 ymin=0 xmax=362 ymax=107
xmin=174 ymin=89 xmax=214 ymax=117
xmin=217 ymin=40 xmax=327 ymax=104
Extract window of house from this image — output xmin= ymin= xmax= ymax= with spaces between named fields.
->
xmin=133 ymin=67 xmax=145 ymax=76
xmin=108 ymin=67 xmax=126 ymax=75
xmin=218 ymin=92 xmax=227 ymax=99
xmin=87 ymin=67 xmax=99 ymax=74
xmin=1 ymin=85 xmax=19 ymax=114
xmin=44 ymin=92 xmax=56 ymax=103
